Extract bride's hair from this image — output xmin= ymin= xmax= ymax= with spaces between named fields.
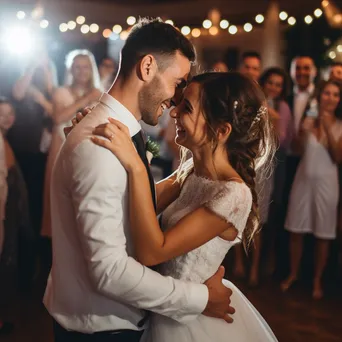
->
xmin=177 ymin=72 xmax=277 ymax=249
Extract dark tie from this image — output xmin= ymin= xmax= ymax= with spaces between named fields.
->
xmin=132 ymin=131 xmax=156 ymax=211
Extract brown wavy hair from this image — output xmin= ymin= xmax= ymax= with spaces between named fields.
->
xmin=177 ymin=72 xmax=277 ymax=249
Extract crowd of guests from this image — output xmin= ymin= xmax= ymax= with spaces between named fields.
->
xmin=0 ymin=42 xmax=342 ymax=336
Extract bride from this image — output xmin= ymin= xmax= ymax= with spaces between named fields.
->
xmin=84 ymin=72 xmax=278 ymax=341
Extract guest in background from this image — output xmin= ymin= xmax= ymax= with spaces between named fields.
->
xmin=329 ymin=62 xmax=342 ymax=82
xmin=99 ymin=57 xmax=116 ymax=91
xmin=41 ymin=50 xmax=102 ymax=272
xmin=239 ymin=51 xmax=262 ymax=82
xmin=258 ymin=67 xmax=293 ymax=276
xmin=282 ymin=80 xmax=342 ymax=299
xmin=0 ymin=97 xmax=33 ymax=334
xmin=10 ymin=49 xmax=57 ymax=242
xmin=212 ymin=61 xmax=229 ymax=72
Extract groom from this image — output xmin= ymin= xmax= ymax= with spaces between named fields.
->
xmin=44 ymin=18 xmax=234 ymax=342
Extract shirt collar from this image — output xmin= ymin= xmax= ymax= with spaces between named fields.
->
xmin=293 ymin=83 xmax=315 ymax=96
xmin=99 ymin=93 xmax=141 ymax=137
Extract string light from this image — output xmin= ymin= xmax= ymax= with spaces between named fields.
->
xmin=220 ymin=20 xmax=229 ymax=29
xmin=40 ymin=20 xmax=49 ymax=28
xmin=288 ymin=17 xmax=296 ymax=25
xmin=314 ymin=8 xmax=323 ymax=18
xmin=209 ymin=26 xmax=219 ymax=35
xmin=16 ymin=11 xmax=26 ymax=20
xmin=181 ymin=26 xmax=191 ymax=35
xmin=113 ymin=24 xmax=122 ymax=34
xmin=322 ymin=0 xmax=329 ymax=8
xmin=90 ymin=23 xmax=99 ymax=33
xmin=202 ymin=19 xmax=212 ymax=29
xmin=103 ymin=29 xmax=112 ymax=38
xmin=120 ymin=30 xmax=129 ymax=40
xmin=305 ymin=15 xmax=313 ymax=24
xmin=255 ymin=14 xmax=264 ymax=23
xmin=59 ymin=23 xmax=68 ymax=32
xmin=243 ymin=23 xmax=253 ymax=32
xmin=165 ymin=20 xmax=174 ymax=25
xmin=81 ymin=24 xmax=90 ymax=34
xmin=191 ymin=28 xmax=201 ymax=38
xmin=228 ymin=25 xmax=238 ymax=34
xmin=76 ymin=16 xmax=86 ymax=25
xmin=337 ymin=45 xmax=342 ymax=52
xmin=127 ymin=16 xmax=136 ymax=25
xmin=68 ymin=21 xmax=76 ymax=30
xmin=329 ymin=51 xmax=336 ymax=59
xmin=279 ymin=11 xmax=288 ymax=21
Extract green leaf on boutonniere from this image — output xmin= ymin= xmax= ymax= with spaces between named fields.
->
xmin=146 ymin=137 xmax=160 ymax=158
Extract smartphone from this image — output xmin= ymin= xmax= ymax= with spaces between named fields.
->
xmin=306 ymin=99 xmax=318 ymax=118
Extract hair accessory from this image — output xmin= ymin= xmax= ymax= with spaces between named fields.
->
xmin=250 ymin=105 xmax=267 ymax=129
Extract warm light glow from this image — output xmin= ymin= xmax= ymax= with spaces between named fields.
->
xmin=2 ymin=26 xmax=35 ymax=55
xmin=165 ymin=20 xmax=174 ymax=25
xmin=329 ymin=51 xmax=336 ymax=59
xmin=338 ymin=45 xmax=342 ymax=52
xmin=81 ymin=24 xmax=90 ymax=34
xmin=103 ymin=29 xmax=112 ymax=38
xmin=76 ymin=16 xmax=86 ymax=25
xmin=113 ymin=24 xmax=122 ymax=34
xmin=202 ymin=19 xmax=212 ymax=29
xmin=191 ymin=28 xmax=201 ymax=38
xmin=288 ymin=17 xmax=296 ymax=25
xmin=181 ymin=26 xmax=191 ymax=35
xmin=68 ymin=21 xmax=76 ymax=30
xmin=209 ymin=26 xmax=219 ymax=35
xmin=243 ymin=23 xmax=253 ymax=32
xmin=220 ymin=19 xmax=229 ymax=29
xmin=279 ymin=11 xmax=288 ymax=21
xmin=314 ymin=8 xmax=323 ymax=18
xmin=255 ymin=14 xmax=264 ymax=24
xmin=90 ymin=24 xmax=99 ymax=33
xmin=334 ymin=14 xmax=342 ymax=23
xmin=120 ymin=30 xmax=129 ymax=40
xmin=16 ymin=11 xmax=26 ymax=20
xmin=40 ymin=20 xmax=49 ymax=29
xmin=127 ymin=16 xmax=136 ymax=26
xmin=228 ymin=25 xmax=238 ymax=34
xmin=59 ymin=23 xmax=68 ymax=32
xmin=322 ymin=0 xmax=329 ymax=8
xmin=304 ymin=15 xmax=313 ymax=24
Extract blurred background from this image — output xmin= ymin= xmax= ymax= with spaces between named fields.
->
xmin=0 ymin=0 xmax=342 ymax=341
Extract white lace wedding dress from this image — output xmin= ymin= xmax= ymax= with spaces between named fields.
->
xmin=142 ymin=172 xmax=278 ymax=342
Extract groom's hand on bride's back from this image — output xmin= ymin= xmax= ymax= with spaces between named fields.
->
xmin=203 ymin=266 xmax=235 ymax=323
xmin=64 ymin=107 xmax=92 ymax=137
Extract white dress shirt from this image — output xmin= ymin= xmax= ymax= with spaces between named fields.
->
xmin=43 ymin=93 xmax=208 ymax=334
xmin=293 ymin=83 xmax=315 ymax=135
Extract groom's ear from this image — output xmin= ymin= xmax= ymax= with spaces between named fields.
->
xmin=139 ymin=54 xmax=158 ymax=82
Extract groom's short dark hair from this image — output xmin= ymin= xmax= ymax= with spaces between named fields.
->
xmin=120 ymin=18 xmax=196 ymax=78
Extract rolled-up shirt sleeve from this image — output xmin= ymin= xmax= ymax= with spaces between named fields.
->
xmin=69 ymin=139 xmax=208 ymax=323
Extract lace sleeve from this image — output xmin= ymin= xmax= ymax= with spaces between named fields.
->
xmin=204 ymin=182 xmax=252 ymax=237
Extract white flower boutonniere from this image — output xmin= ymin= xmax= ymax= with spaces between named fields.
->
xmin=145 ymin=137 xmax=160 ymax=164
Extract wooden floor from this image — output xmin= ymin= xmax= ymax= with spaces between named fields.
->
xmin=1 ymin=276 xmax=341 ymax=342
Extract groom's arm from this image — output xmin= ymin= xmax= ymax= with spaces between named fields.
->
xmin=69 ymin=140 xmax=208 ymax=323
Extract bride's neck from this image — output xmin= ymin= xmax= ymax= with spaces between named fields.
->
xmin=192 ymin=147 xmax=231 ymax=180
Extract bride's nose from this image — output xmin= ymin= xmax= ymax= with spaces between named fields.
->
xmin=170 ymin=107 xmax=178 ymax=118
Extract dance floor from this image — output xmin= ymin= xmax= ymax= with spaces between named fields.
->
xmin=1 ymin=266 xmax=341 ymax=342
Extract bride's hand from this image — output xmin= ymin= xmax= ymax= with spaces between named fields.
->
xmin=92 ymin=118 xmax=144 ymax=172
xmin=63 ymin=107 xmax=92 ymax=137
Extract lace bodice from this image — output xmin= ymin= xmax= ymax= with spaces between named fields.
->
xmin=159 ymin=172 xmax=252 ymax=284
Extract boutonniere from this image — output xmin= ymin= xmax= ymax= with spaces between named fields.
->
xmin=145 ymin=137 xmax=160 ymax=164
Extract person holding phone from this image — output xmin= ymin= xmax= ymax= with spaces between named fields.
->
xmin=282 ymin=80 xmax=342 ymax=299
